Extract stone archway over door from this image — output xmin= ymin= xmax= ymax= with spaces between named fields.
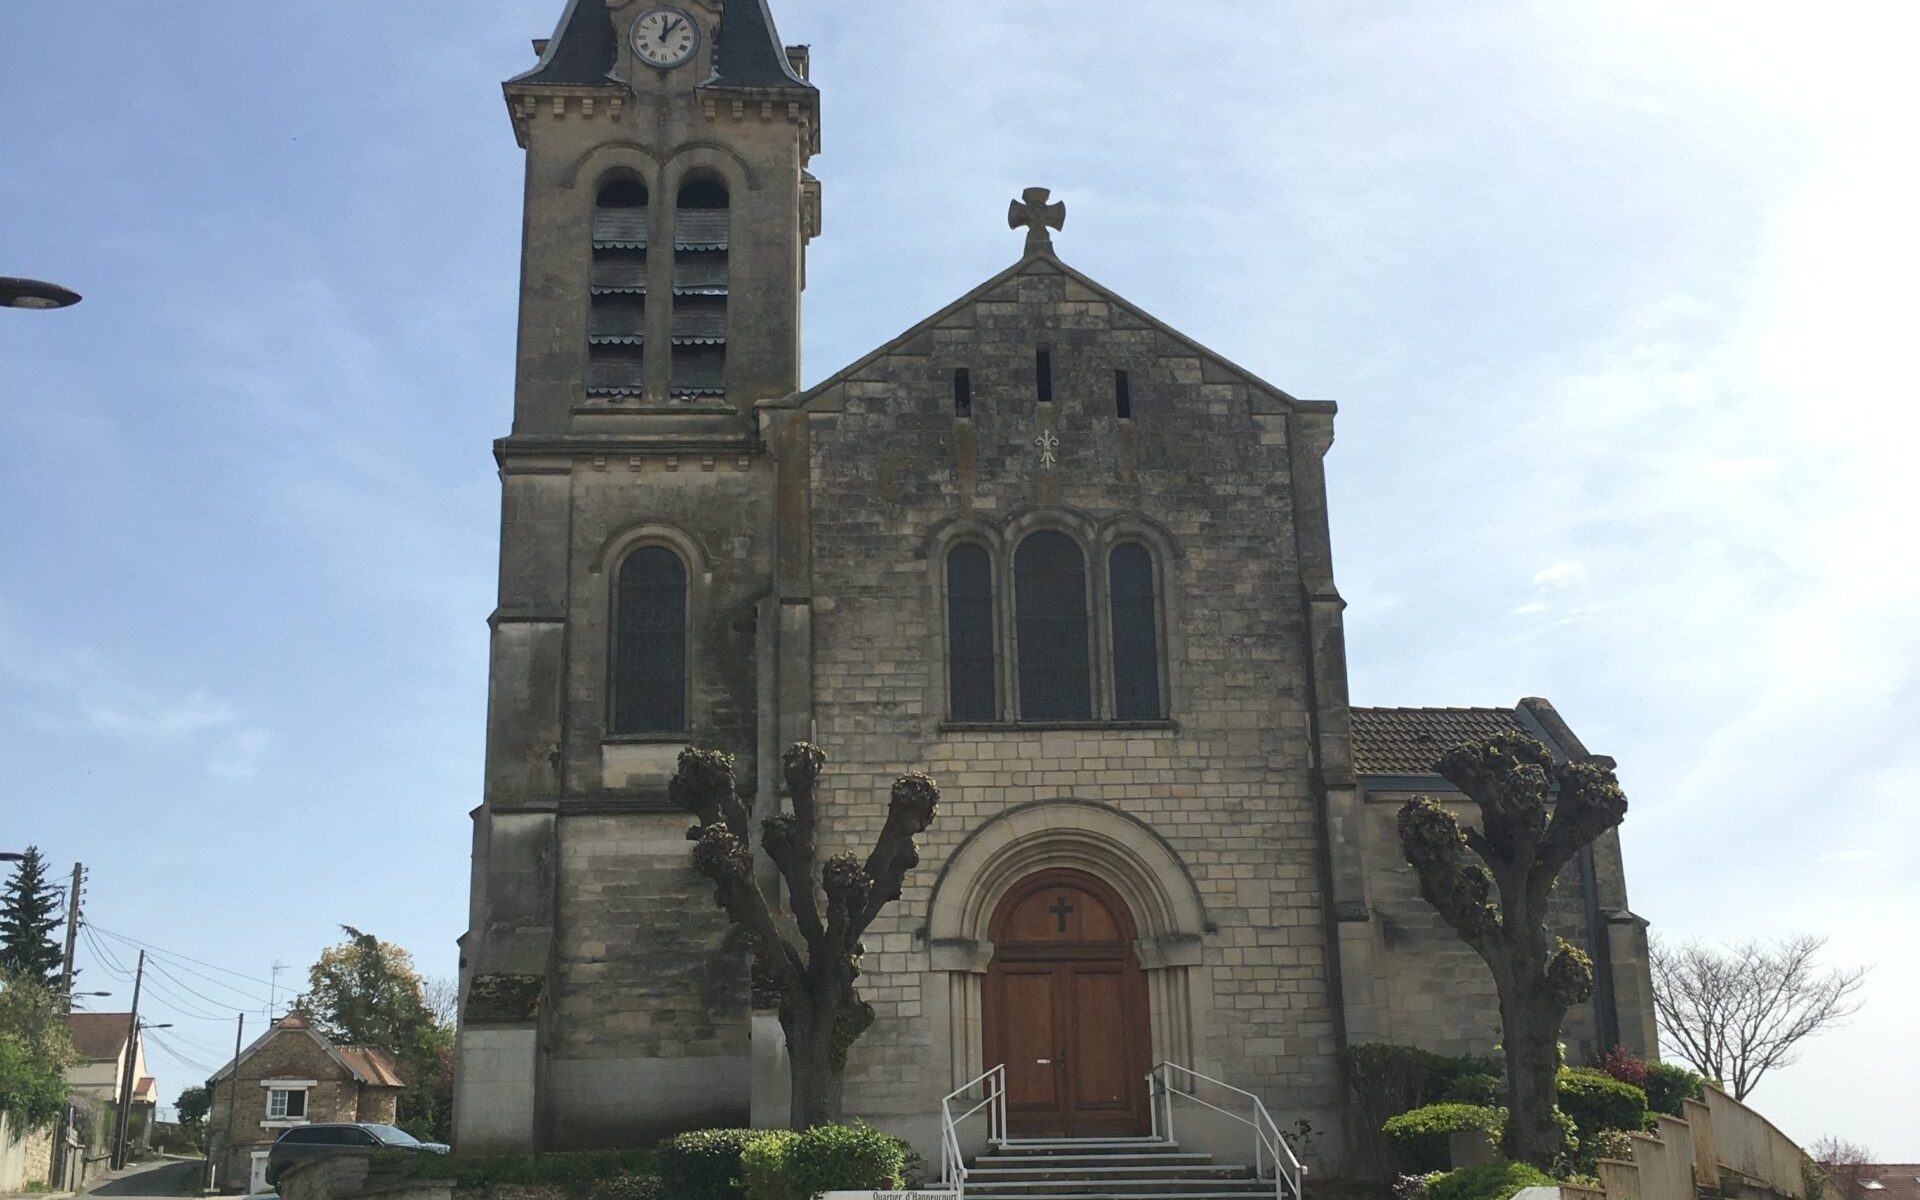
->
xmin=984 ymin=869 xmax=1151 ymax=1137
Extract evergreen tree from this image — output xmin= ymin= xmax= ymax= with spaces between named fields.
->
xmin=0 ymin=848 xmax=63 ymax=987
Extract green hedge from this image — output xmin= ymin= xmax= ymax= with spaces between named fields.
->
xmin=1556 ymin=1068 xmax=1647 ymax=1145
xmin=1383 ymin=1105 xmax=1507 ymax=1174
xmin=778 ymin=1125 xmax=908 ymax=1200
xmin=383 ymin=1148 xmax=658 ymax=1188
xmin=1428 ymin=1161 xmax=1557 ymax=1200
xmin=660 ymin=1129 xmax=767 ymax=1200
xmin=1644 ymin=1062 xmax=1704 ymax=1117
xmin=1444 ymin=1073 xmax=1505 ymax=1107
xmin=665 ymin=1124 xmax=908 ymax=1200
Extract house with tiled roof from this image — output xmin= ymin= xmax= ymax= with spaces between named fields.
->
xmin=204 ymin=1013 xmax=404 ymax=1193
xmin=63 ymin=1012 xmax=148 ymax=1104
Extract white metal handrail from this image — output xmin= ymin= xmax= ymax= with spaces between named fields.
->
xmin=1146 ymin=1062 xmax=1306 ymax=1200
xmin=939 ymin=1063 xmax=1007 ymax=1198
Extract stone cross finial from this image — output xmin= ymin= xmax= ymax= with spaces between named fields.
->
xmin=1008 ymin=187 xmax=1066 ymax=253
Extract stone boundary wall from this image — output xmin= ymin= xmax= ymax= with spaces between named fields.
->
xmin=1541 ymin=1084 xmax=1826 ymax=1200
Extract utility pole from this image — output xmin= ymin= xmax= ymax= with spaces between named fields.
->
xmin=209 ymin=1012 xmax=244 ymax=1191
xmin=58 ymin=861 xmax=83 ymax=1007
xmin=50 ymin=862 xmax=84 ymax=1190
xmin=113 ymin=951 xmax=145 ymax=1170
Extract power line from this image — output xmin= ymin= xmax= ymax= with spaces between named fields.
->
xmin=93 ymin=929 xmax=276 ymax=1008
xmin=147 ymin=955 xmax=273 ymax=1012
xmin=80 ymin=925 xmax=137 ymax=983
xmin=85 ymin=924 xmax=280 ymax=988
xmin=79 ymin=927 xmax=240 ymax=1024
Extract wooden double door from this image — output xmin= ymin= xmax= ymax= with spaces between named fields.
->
xmin=983 ymin=869 xmax=1152 ymax=1137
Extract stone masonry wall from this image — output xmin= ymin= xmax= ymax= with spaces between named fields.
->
xmin=1359 ymin=789 xmax=1622 ymax=1060
xmin=800 ymin=258 xmax=1343 ymax=1137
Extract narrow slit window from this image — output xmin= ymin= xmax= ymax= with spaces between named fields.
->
xmin=1114 ymin=369 xmax=1132 ymax=419
xmin=954 ymin=368 xmax=972 ymax=418
xmin=1035 ymin=347 xmax=1053 ymax=404
xmin=945 ymin=543 xmax=995 ymax=720
xmin=1014 ymin=531 xmax=1091 ymax=721
xmin=1108 ymin=543 xmax=1162 ymax=719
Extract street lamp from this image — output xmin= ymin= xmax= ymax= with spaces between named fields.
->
xmin=0 ymin=277 xmax=82 ymax=310
xmin=0 ymin=852 xmax=25 ymax=862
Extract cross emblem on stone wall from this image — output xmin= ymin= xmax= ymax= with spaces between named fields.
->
xmin=1048 ymin=896 xmax=1075 ymax=932
xmin=1008 ymin=186 xmax=1066 ymax=253
xmin=1035 ymin=428 xmax=1059 ymax=471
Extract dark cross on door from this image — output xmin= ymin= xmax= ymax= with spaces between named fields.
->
xmin=1008 ymin=186 xmax=1066 ymax=254
xmin=1048 ymin=895 xmax=1075 ymax=933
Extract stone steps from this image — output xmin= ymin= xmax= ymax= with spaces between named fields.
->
xmin=961 ymin=1138 xmax=1279 ymax=1200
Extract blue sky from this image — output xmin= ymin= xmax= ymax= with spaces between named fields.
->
xmin=4 ymin=0 xmax=1914 ymax=1156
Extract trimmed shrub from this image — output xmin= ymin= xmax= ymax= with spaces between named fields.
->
xmin=780 ymin=1124 xmax=907 ymax=1200
xmin=1445 ymin=1074 xmax=1505 ymax=1107
xmin=386 ymin=1148 xmax=658 ymax=1188
xmin=1428 ymin=1161 xmax=1557 ymax=1200
xmin=1556 ymin=1068 xmax=1647 ymax=1145
xmin=1592 ymin=1046 xmax=1648 ymax=1088
xmin=1643 ymin=1062 xmax=1705 ymax=1117
xmin=660 ymin=1129 xmax=767 ymax=1200
xmin=1395 ymin=1173 xmax=1444 ymax=1200
xmin=588 ymin=1172 xmax=663 ymax=1200
xmin=741 ymin=1131 xmax=802 ymax=1200
xmin=1383 ymin=1105 xmax=1507 ymax=1175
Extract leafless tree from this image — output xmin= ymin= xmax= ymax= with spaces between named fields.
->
xmin=1809 ymin=1136 xmax=1874 ymax=1200
xmin=1650 ymin=935 xmax=1867 ymax=1101
xmin=422 ymin=976 xmax=459 ymax=1029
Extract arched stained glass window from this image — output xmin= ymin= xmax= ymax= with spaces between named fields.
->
xmin=1108 ymin=543 xmax=1161 ymax=720
xmin=1014 ymin=531 xmax=1091 ymax=721
xmin=946 ymin=543 xmax=996 ymax=721
xmin=612 ymin=546 xmax=687 ymax=733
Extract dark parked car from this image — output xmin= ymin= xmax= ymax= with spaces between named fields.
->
xmin=265 ymin=1123 xmax=449 ymax=1184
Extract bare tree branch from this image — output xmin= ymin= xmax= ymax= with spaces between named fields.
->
xmin=1651 ymin=935 xmax=1868 ymax=1100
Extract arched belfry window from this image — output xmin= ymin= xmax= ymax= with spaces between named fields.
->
xmin=671 ymin=178 xmax=729 ymax=400
xmin=1014 ymin=531 xmax=1092 ymax=721
xmin=946 ymin=543 xmax=996 ymax=721
xmin=1108 ymin=543 xmax=1162 ymax=720
xmin=612 ymin=546 xmax=687 ymax=733
xmin=588 ymin=177 xmax=649 ymax=398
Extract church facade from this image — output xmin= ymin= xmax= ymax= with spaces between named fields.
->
xmin=454 ymin=0 xmax=1658 ymax=1168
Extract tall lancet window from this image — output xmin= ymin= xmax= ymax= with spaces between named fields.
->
xmin=588 ymin=177 xmax=649 ymax=399
xmin=1108 ymin=543 xmax=1162 ymax=719
xmin=946 ymin=543 xmax=997 ymax=721
xmin=671 ymin=178 xmax=729 ymax=400
xmin=1014 ymin=531 xmax=1092 ymax=721
xmin=612 ymin=546 xmax=687 ymax=734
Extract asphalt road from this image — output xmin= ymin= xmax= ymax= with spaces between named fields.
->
xmin=85 ymin=1158 xmax=204 ymax=1197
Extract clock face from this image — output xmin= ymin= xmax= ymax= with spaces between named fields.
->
xmin=632 ymin=7 xmax=700 ymax=68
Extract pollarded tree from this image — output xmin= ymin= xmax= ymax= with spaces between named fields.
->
xmin=675 ymin=742 xmax=937 ymax=1128
xmin=1397 ymin=731 xmax=1628 ymax=1171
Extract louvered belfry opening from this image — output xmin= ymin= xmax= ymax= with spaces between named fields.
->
xmin=588 ymin=177 xmax=649 ymax=399
xmin=672 ymin=178 xmax=729 ymax=400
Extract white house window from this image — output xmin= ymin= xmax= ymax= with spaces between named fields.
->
xmin=262 ymin=1082 xmax=313 ymax=1123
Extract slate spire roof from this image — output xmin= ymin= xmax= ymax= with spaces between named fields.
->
xmin=511 ymin=0 xmax=813 ymax=92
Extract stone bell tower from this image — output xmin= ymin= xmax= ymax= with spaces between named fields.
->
xmin=456 ymin=0 xmax=819 ymax=1153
